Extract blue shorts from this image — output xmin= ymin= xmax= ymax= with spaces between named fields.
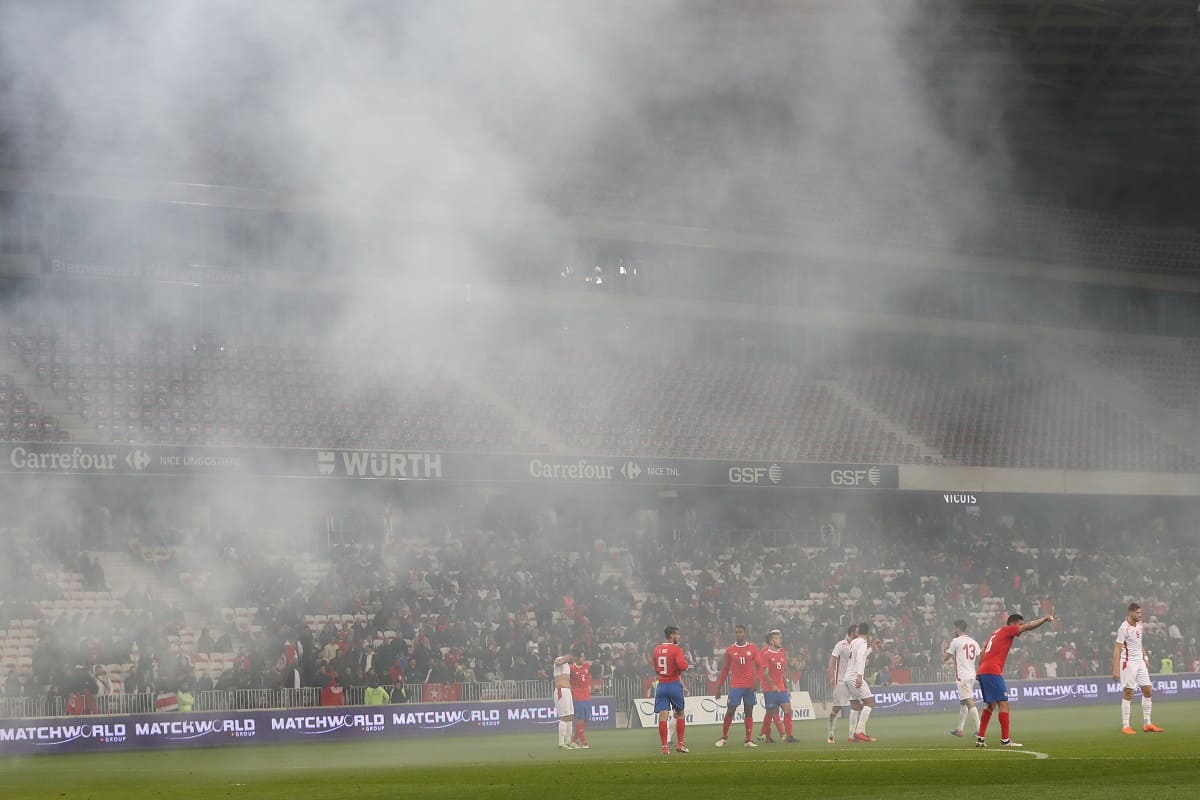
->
xmin=654 ymin=681 xmax=686 ymax=713
xmin=573 ymin=700 xmax=591 ymax=720
xmin=978 ymin=674 xmax=1008 ymax=704
xmin=763 ymin=690 xmax=789 ymax=710
xmin=728 ymin=687 xmax=757 ymax=708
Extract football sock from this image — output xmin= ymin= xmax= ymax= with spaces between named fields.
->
xmin=784 ymin=714 xmax=793 ymax=738
xmin=722 ymin=715 xmax=733 ymax=739
xmin=998 ymin=711 xmax=1010 ymax=740
xmin=761 ymin=714 xmax=772 ymax=737
xmin=743 ymin=715 xmax=753 ymax=740
xmin=658 ymin=719 xmax=668 ymax=746
xmin=979 ymin=707 xmax=992 ymax=736
xmin=827 ymin=711 xmax=837 ymax=738
xmin=1121 ymin=699 xmax=1131 ymax=727
xmin=958 ymin=705 xmax=969 ymax=732
xmin=848 ymin=709 xmax=860 ymax=735
xmin=1142 ymin=696 xmax=1152 ymax=725
xmin=559 ymin=720 xmax=571 ymax=746
xmin=969 ymin=706 xmax=980 ymax=732
xmin=856 ymin=706 xmax=872 ymax=734
xmin=578 ymin=719 xmax=587 ymax=745
xmin=675 ymin=717 xmax=685 ymax=745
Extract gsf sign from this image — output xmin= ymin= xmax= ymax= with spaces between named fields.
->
xmin=728 ymin=464 xmax=783 ymax=485
xmin=829 ymin=466 xmax=881 ymax=487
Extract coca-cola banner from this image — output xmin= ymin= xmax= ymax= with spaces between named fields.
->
xmin=0 ymin=697 xmax=615 ymax=756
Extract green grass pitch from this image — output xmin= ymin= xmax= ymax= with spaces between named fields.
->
xmin=3 ymin=702 xmax=1198 ymax=799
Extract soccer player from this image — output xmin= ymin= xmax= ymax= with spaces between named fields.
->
xmin=944 ymin=619 xmax=981 ymax=738
xmin=844 ymin=622 xmax=881 ymax=742
xmin=714 ymin=624 xmax=762 ymax=748
xmin=761 ymin=629 xmax=799 ymax=743
xmin=652 ymin=625 xmax=690 ymax=754
xmin=569 ymin=649 xmax=593 ymax=748
xmin=975 ymin=612 xmax=1054 ymax=748
xmin=1113 ymin=602 xmax=1163 ymax=734
xmin=552 ymin=653 xmax=578 ymax=750
xmin=826 ymin=624 xmax=859 ymax=744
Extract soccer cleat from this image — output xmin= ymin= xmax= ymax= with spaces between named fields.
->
xmin=715 ymin=738 xmax=727 ymax=748
xmin=675 ymin=744 xmax=690 ymax=753
xmin=1143 ymin=723 xmax=1164 ymax=733
xmin=661 ymin=745 xmax=670 ymax=755
xmin=1000 ymin=740 xmax=1023 ymax=748
xmin=852 ymin=732 xmax=877 ymax=742
xmin=579 ymin=744 xmax=589 ymax=749
xmin=826 ymin=735 xmax=836 ymax=744
xmin=950 ymin=729 xmax=964 ymax=737
xmin=975 ymin=738 xmax=987 ymax=748
xmin=1121 ymin=726 xmax=1137 ymax=735
xmin=743 ymin=740 xmax=758 ymax=748
xmin=784 ymin=736 xmax=799 ymax=744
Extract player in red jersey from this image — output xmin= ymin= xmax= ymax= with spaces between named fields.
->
xmin=713 ymin=624 xmax=762 ymax=748
xmin=975 ymin=612 xmax=1054 ymax=748
xmin=569 ymin=649 xmax=592 ymax=748
xmin=652 ymin=626 xmax=690 ymax=754
xmin=760 ymin=629 xmax=799 ymax=743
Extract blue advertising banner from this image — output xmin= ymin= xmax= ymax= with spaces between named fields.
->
xmin=0 ymin=697 xmax=616 ymax=756
xmin=865 ymin=674 xmax=1199 ymax=714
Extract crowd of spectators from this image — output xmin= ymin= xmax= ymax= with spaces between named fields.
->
xmin=4 ymin=495 xmax=1200 ymax=715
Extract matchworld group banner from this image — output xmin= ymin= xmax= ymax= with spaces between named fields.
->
xmin=632 ymin=693 xmax=816 ymax=728
xmin=0 ymin=443 xmax=900 ymax=489
xmin=0 ymin=697 xmax=615 ymax=756
xmin=852 ymin=674 xmax=1200 ymax=715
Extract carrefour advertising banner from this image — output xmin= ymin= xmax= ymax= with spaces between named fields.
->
xmin=850 ymin=674 xmax=1200 ymax=715
xmin=0 ymin=443 xmax=899 ymax=489
xmin=0 ymin=697 xmax=615 ymax=756
xmin=632 ymin=693 xmax=816 ymax=728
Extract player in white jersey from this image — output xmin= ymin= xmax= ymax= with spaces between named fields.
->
xmin=1112 ymin=602 xmax=1163 ymax=734
xmin=842 ymin=622 xmax=881 ymax=742
xmin=943 ymin=619 xmax=981 ymax=738
xmin=552 ymin=654 xmax=578 ymax=749
xmin=825 ymin=624 xmax=860 ymax=744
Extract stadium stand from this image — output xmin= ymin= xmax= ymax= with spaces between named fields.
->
xmin=4 ymin=495 xmax=1198 ymax=716
xmin=7 ymin=323 xmax=1199 ymax=471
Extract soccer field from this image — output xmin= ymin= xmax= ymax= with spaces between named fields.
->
xmin=3 ymin=702 xmax=1198 ymax=800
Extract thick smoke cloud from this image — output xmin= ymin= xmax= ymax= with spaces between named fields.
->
xmin=0 ymin=0 xmax=1038 ymax=705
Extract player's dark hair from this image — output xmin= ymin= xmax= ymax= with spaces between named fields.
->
xmin=856 ymin=622 xmax=871 ymax=636
xmin=954 ymin=620 xmax=968 ymax=632
xmin=574 ymin=648 xmax=585 ymax=657
xmin=664 ymin=626 xmax=680 ymax=638
xmin=1006 ymin=613 xmax=1024 ymax=626
xmin=1128 ymin=602 xmax=1141 ymax=612
xmin=735 ymin=623 xmax=746 ymax=631
xmin=847 ymin=624 xmax=857 ymax=636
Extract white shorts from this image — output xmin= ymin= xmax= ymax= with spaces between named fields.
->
xmin=955 ymin=678 xmax=976 ymax=702
xmin=830 ymin=681 xmax=850 ymax=707
xmin=1120 ymin=663 xmax=1151 ymax=691
xmin=554 ymin=686 xmax=574 ymax=718
xmin=844 ymin=677 xmax=872 ymax=702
